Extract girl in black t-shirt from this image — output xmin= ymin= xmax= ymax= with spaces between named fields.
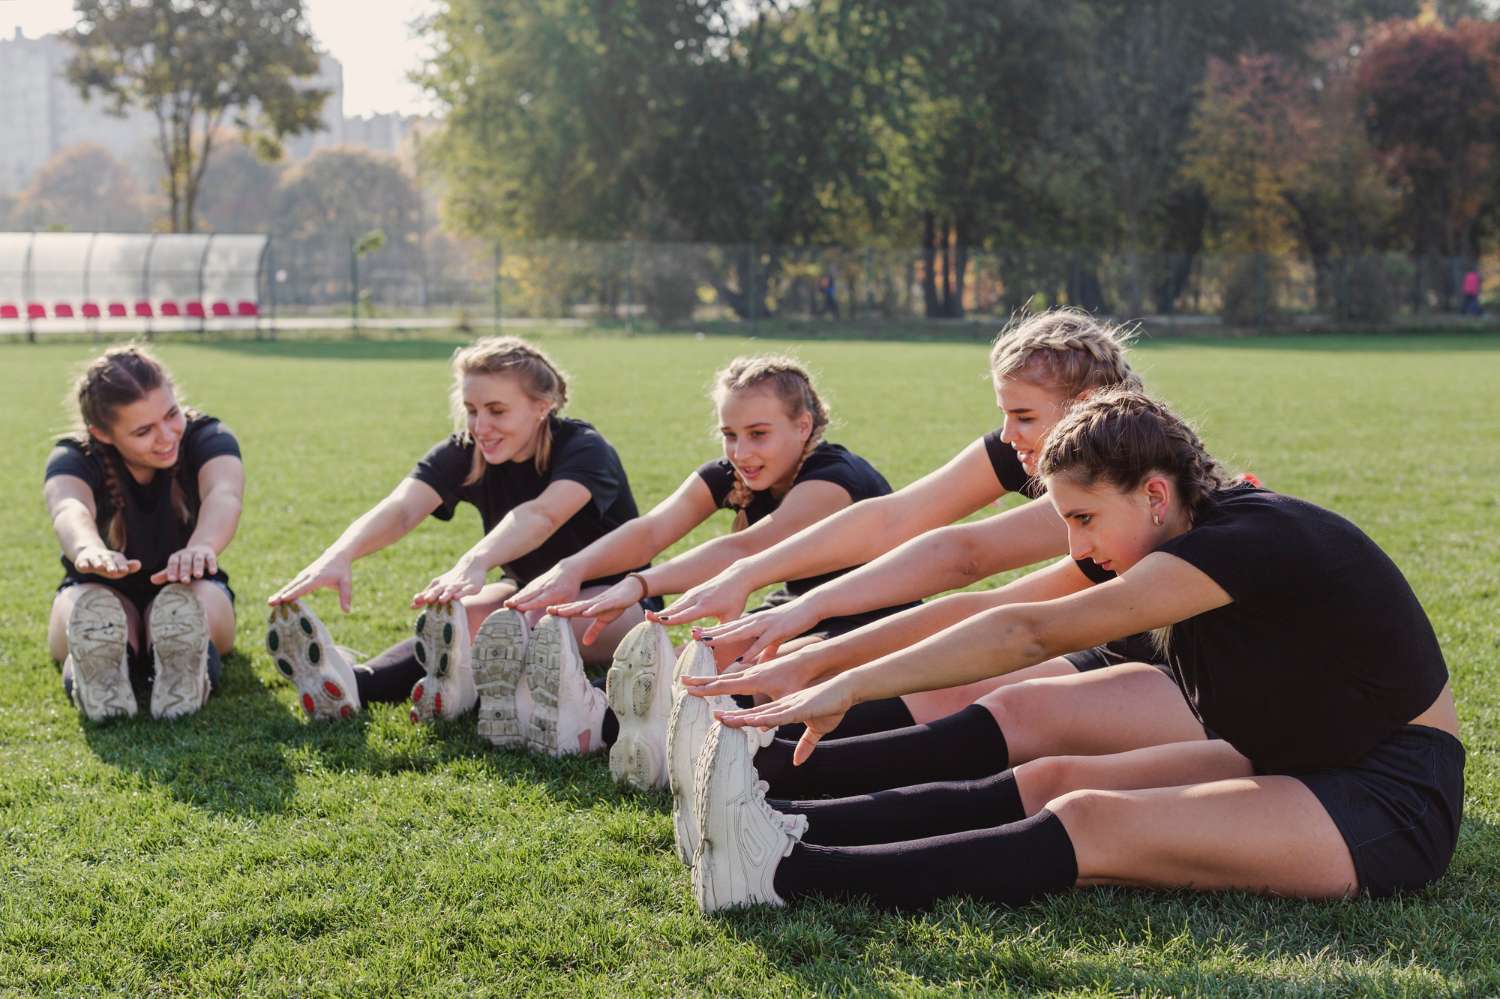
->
xmin=686 ymin=388 xmax=1462 ymax=913
xmin=504 ymin=355 xmax=910 ymax=788
xmin=44 ymin=345 xmax=244 ymax=722
xmin=267 ymin=336 xmax=648 ymax=739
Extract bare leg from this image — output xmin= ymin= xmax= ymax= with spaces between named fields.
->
xmin=49 ymin=584 xmax=142 ymax=664
xmin=567 ymin=584 xmax=647 ymax=667
xmin=459 ymin=580 xmax=521 ymax=636
xmin=982 ymin=662 xmax=1206 ymax=765
xmin=902 ymin=656 xmax=1078 ymax=724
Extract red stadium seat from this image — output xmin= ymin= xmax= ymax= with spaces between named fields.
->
xmin=236 ymin=300 xmax=259 ymax=317
xmin=160 ymin=302 xmax=181 ymax=317
xmin=134 ymin=301 xmax=153 ymax=317
xmin=108 ymin=303 xmax=127 ymax=317
xmin=0 ymin=305 xmax=18 ymax=319
xmin=211 ymin=302 xmax=231 ymax=317
xmin=54 ymin=304 xmax=75 ymax=318
xmin=81 ymin=303 xmax=101 ymax=318
xmin=185 ymin=302 xmax=205 ymax=318
xmin=27 ymin=304 xmax=46 ymax=319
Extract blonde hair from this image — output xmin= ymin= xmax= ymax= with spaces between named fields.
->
xmin=989 ymin=309 xmax=1142 ymax=399
xmin=710 ymin=354 xmax=830 ymax=532
xmin=449 ymin=336 xmax=569 ymax=485
xmin=70 ymin=343 xmax=191 ymax=551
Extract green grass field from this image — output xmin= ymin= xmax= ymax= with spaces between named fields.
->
xmin=1 ymin=332 xmax=1497 ymax=997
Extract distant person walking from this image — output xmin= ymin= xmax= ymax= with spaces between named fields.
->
xmin=1462 ymin=268 xmax=1481 ymax=316
xmin=819 ymin=270 xmax=840 ymax=319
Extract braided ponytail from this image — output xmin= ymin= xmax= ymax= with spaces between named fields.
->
xmin=711 ymin=355 xmax=830 ymax=533
xmin=71 ymin=344 xmax=192 ymax=552
xmin=989 ymin=308 xmax=1142 ymax=399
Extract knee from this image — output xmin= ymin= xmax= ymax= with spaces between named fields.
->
xmin=982 ymin=679 xmax=1045 ymax=733
xmin=1044 ymin=786 xmax=1125 ymax=831
xmin=1014 ymin=754 xmax=1090 ymax=809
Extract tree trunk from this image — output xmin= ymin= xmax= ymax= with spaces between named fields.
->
xmin=951 ymin=220 xmax=968 ymax=319
xmin=1125 ymin=212 xmax=1143 ymax=317
xmin=921 ymin=211 xmax=939 ymax=318
xmin=940 ymin=218 xmax=953 ymax=316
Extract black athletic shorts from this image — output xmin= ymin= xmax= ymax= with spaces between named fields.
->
xmin=56 ymin=573 xmax=236 ymax=618
xmin=1063 ymin=633 xmax=1169 ymax=674
xmin=1294 ymin=724 xmax=1465 ymax=898
xmin=747 ymin=588 xmax=920 ymax=642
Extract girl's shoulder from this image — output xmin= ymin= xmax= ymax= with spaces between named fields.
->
xmin=795 ymin=441 xmax=893 ymax=501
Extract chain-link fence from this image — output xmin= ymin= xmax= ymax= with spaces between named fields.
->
xmin=266 ymin=236 xmax=1493 ymax=328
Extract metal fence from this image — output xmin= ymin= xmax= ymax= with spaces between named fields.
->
xmin=5 ymin=231 xmax=1491 ymax=334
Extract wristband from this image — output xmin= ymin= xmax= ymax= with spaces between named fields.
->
xmin=626 ymin=572 xmax=651 ymax=600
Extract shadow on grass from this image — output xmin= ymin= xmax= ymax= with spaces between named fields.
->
xmin=709 ymin=813 xmax=1498 ymax=996
xmin=80 ymin=648 xmax=652 ymax=818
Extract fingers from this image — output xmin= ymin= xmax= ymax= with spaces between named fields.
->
xmin=739 ymin=633 xmax=781 ymax=665
xmin=337 ymin=574 xmax=352 ymax=613
xmin=547 ymin=599 xmax=587 ymax=618
xmin=792 ymin=727 xmax=824 ymax=766
xmin=580 ymin=618 xmax=606 ymax=646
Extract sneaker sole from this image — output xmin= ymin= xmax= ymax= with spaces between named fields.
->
xmin=524 ymin=620 xmax=563 ymax=753
xmin=666 ymin=645 xmax=720 ymax=865
xmin=410 ymin=601 xmax=467 ymax=724
xmin=473 ymin=609 xmax=528 ymax=746
xmin=605 ymin=623 xmax=667 ymax=790
xmin=691 ymin=721 xmax=731 ymax=910
xmin=266 ymin=600 xmax=357 ymax=720
xmin=148 ymin=583 xmax=209 ymax=720
xmin=68 ymin=587 xmax=136 ymax=720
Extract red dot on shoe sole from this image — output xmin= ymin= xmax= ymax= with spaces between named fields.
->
xmin=301 ymin=693 xmax=316 ymax=715
xmin=434 ymin=693 xmax=443 ymax=715
xmin=324 ymin=681 xmax=343 ymax=698
xmin=340 ymin=705 xmax=353 ymax=719
xmin=409 ymin=709 xmax=419 ymax=724
xmin=412 ymin=683 xmax=424 ymax=704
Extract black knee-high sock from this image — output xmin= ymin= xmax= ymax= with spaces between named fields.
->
xmin=777 ymin=696 xmax=915 ymax=743
xmin=206 ymin=644 xmax=222 ymax=693
xmin=753 ymin=704 xmax=1008 ymax=799
xmin=594 ymin=676 xmax=620 ymax=746
xmin=772 ymin=769 xmax=1025 ymax=846
xmin=772 ymin=809 xmax=1077 ymax=910
xmin=354 ymin=638 xmax=424 ymax=704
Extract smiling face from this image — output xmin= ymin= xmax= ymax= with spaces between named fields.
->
xmin=1046 ymin=473 xmax=1185 ymax=573
xmin=717 ymin=386 xmax=813 ymax=493
xmin=994 ymin=374 xmax=1075 ymax=476
xmin=463 ymin=372 xmax=553 ymax=465
xmin=89 ymin=386 xmax=186 ymax=481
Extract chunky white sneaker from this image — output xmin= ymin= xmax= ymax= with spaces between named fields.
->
xmin=666 ymin=640 xmax=728 ymax=865
xmin=692 ymin=719 xmax=808 ymax=913
xmin=524 ymin=614 xmax=606 ymax=756
xmin=410 ymin=600 xmax=477 ymax=723
xmin=605 ymin=620 xmax=676 ymax=790
xmin=147 ymin=583 xmax=211 ymax=720
xmin=472 ymin=607 xmax=531 ymax=747
xmin=266 ymin=599 xmax=361 ymax=719
xmin=67 ymin=587 xmax=136 ymax=720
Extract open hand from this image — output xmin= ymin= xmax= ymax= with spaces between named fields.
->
xmin=412 ymin=558 xmax=488 ymax=608
xmin=713 ymin=678 xmax=853 ymax=765
xmin=73 ymin=546 xmax=141 ymax=580
xmin=150 ymin=543 xmax=218 ymax=585
xmin=270 ymin=553 xmax=355 ymax=612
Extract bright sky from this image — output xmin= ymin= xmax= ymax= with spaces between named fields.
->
xmin=2 ymin=0 xmax=439 ymax=117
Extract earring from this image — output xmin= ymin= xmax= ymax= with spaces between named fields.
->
xmin=1153 ymin=513 xmax=1163 ymax=527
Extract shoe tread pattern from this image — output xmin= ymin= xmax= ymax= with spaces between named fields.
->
xmin=67 ymin=587 xmax=136 ymax=720
xmin=266 ymin=600 xmax=355 ymax=719
xmin=606 ymin=623 xmax=666 ymax=790
xmin=410 ymin=601 xmax=464 ymax=724
xmin=473 ymin=609 xmax=528 ymax=746
xmin=523 ymin=618 xmax=563 ymax=753
xmin=148 ymin=583 xmax=210 ymax=720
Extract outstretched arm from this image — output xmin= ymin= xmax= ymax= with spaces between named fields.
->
xmin=717 ymin=553 xmax=1231 ymax=763
xmin=686 ymin=556 xmax=1094 ymax=701
xmin=659 ymin=437 xmax=1006 ymax=626
xmin=269 ymin=477 xmax=443 ymax=610
xmin=44 ymin=474 xmax=140 ymax=579
xmin=507 ymin=472 xmax=719 ymax=612
xmin=152 ymin=454 xmax=244 ymax=584
xmin=691 ymin=499 xmax=1067 ymax=660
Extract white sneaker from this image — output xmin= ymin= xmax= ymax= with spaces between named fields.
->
xmin=266 ymin=599 xmax=361 ymax=719
xmin=666 ymin=640 xmax=727 ymax=865
xmin=472 ymin=607 xmax=531 ymax=747
xmin=67 ymin=587 xmax=136 ymax=720
xmin=605 ymin=620 xmax=676 ymax=790
xmin=692 ymin=719 xmax=808 ymax=913
xmin=410 ymin=600 xmax=477 ymax=723
xmin=524 ymin=614 xmax=605 ymax=756
xmin=148 ymin=583 xmax=211 ymax=720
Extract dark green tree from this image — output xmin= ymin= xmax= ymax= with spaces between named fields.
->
xmin=65 ymin=0 xmax=329 ymax=232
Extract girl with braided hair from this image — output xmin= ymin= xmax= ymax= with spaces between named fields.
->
xmin=44 ymin=344 xmax=244 ymax=721
xmin=690 ymin=387 xmax=1461 ymax=913
xmin=501 ymin=354 xmax=908 ymax=787
xmin=267 ymin=336 xmax=651 ymax=756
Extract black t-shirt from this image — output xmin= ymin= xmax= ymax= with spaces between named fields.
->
xmin=409 ymin=416 xmax=644 ymax=588
xmin=45 ymin=415 xmax=241 ymax=606
xmin=1149 ymin=486 xmax=1448 ymax=774
xmin=983 ymin=429 xmax=1037 ymax=496
xmin=696 ymin=441 xmax=895 ymax=595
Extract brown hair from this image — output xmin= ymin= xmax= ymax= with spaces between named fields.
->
xmin=989 ymin=309 xmax=1142 ymax=398
xmin=450 ymin=336 xmax=569 ymax=485
xmin=71 ymin=343 xmax=191 ymax=551
xmin=1037 ymin=387 xmax=1240 ymax=654
xmin=710 ymin=354 xmax=830 ymax=532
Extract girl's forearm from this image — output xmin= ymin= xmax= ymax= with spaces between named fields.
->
xmin=324 ymin=501 xmax=418 ymax=564
xmin=186 ymin=490 xmax=242 ymax=554
xmin=52 ymin=502 xmax=109 ymax=561
xmin=641 ymin=532 xmax=758 ymax=598
xmin=461 ymin=507 xmax=558 ymax=572
xmin=791 ymin=591 xmax=1001 ymax=682
xmin=559 ymin=517 xmax=672 ymax=584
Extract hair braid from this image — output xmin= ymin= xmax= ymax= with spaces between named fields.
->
xmin=712 ymin=355 xmax=830 ymax=533
xmin=989 ymin=309 xmax=1142 ymax=398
